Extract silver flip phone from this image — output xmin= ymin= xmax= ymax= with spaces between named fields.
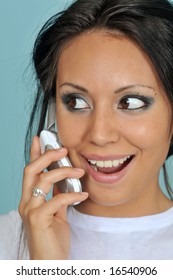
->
xmin=40 ymin=98 xmax=82 ymax=194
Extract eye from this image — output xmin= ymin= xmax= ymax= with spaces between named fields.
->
xmin=118 ymin=95 xmax=152 ymax=110
xmin=69 ymin=97 xmax=89 ymax=110
xmin=61 ymin=94 xmax=90 ymax=111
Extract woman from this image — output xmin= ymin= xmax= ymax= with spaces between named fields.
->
xmin=0 ymin=0 xmax=173 ymax=260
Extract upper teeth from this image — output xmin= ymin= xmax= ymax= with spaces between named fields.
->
xmin=88 ymin=155 xmax=131 ymax=168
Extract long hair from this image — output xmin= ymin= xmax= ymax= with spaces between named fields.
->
xmin=25 ymin=0 xmax=173 ymax=198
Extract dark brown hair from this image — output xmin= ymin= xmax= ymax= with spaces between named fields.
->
xmin=25 ymin=0 xmax=173 ymax=198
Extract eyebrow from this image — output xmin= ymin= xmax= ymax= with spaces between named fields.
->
xmin=114 ymin=84 xmax=156 ymax=94
xmin=59 ymin=82 xmax=88 ymax=93
xmin=59 ymin=82 xmax=155 ymax=94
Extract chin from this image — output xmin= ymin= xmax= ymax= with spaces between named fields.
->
xmin=80 ymin=176 xmax=136 ymax=208
xmin=87 ymin=192 xmax=131 ymax=207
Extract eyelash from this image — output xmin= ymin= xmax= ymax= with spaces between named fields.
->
xmin=61 ymin=93 xmax=90 ymax=112
xmin=118 ymin=94 xmax=154 ymax=111
xmin=61 ymin=93 xmax=154 ymax=112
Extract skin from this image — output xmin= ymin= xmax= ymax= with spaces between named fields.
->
xmin=56 ymin=31 xmax=173 ymax=217
xmin=19 ymin=30 xmax=173 ymax=259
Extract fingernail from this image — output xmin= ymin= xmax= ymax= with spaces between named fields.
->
xmin=81 ymin=192 xmax=88 ymax=196
xmin=74 ymin=168 xmax=84 ymax=172
xmin=56 ymin=148 xmax=67 ymax=153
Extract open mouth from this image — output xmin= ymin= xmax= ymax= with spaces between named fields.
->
xmin=86 ymin=155 xmax=134 ymax=174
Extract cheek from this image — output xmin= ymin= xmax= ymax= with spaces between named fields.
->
xmin=57 ymin=117 xmax=85 ymax=149
xmin=123 ymin=113 xmax=171 ymax=155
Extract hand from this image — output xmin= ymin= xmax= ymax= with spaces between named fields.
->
xmin=19 ymin=136 xmax=88 ymax=259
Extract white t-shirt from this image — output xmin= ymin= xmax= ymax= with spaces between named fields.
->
xmin=0 ymin=207 xmax=173 ymax=260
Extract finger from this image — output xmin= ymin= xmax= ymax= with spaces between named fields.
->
xmin=33 ymin=192 xmax=89 ymax=220
xmin=30 ymin=167 xmax=84 ymax=202
xmin=30 ymin=136 xmax=41 ymax=162
xmin=20 ymin=148 xmax=69 ymax=214
xmin=22 ymin=148 xmax=68 ymax=193
xmin=22 ymin=167 xmax=85 ymax=210
xmin=22 ymin=193 xmax=88 ymax=234
xmin=29 ymin=147 xmax=68 ymax=175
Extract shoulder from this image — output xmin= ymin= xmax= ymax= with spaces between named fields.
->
xmin=0 ymin=210 xmax=21 ymax=225
xmin=0 ymin=210 xmax=23 ymax=260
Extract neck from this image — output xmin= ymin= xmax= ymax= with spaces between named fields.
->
xmin=75 ymin=188 xmax=173 ymax=218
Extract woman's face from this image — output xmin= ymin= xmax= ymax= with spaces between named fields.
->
xmin=55 ymin=31 xmax=173 ymax=214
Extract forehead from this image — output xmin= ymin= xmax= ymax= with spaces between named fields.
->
xmin=57 ymin=30 xmax=162 ymax=93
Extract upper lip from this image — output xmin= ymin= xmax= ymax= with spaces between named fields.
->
xmin=82 ymin=154 xmax=133 ymax=161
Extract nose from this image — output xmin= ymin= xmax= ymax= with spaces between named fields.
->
xmin=88 ymin=106 xmax=121 ymax=147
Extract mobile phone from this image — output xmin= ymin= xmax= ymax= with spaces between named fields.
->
xmin=40 ymin=129 xmax=82 ymax=193
xmin=39 ymin=98 xmax=82 ymax=194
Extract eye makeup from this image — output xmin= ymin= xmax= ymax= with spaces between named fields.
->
xmin=61 ymin=92 xmax=90 ymax=111
xmin=60 ymin=90 xmax=155 ymax=113
xmin=118 ymin=93 xmax=155 ymax=111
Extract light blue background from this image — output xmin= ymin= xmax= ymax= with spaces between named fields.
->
xmin=0 ymin=0 xmax=173 ymax=214
xmin=0 ymin=0 xmax=73 ymax=214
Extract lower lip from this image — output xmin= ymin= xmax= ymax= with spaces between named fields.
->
xmin=82 ymin=157 xmax=134 ymax=184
